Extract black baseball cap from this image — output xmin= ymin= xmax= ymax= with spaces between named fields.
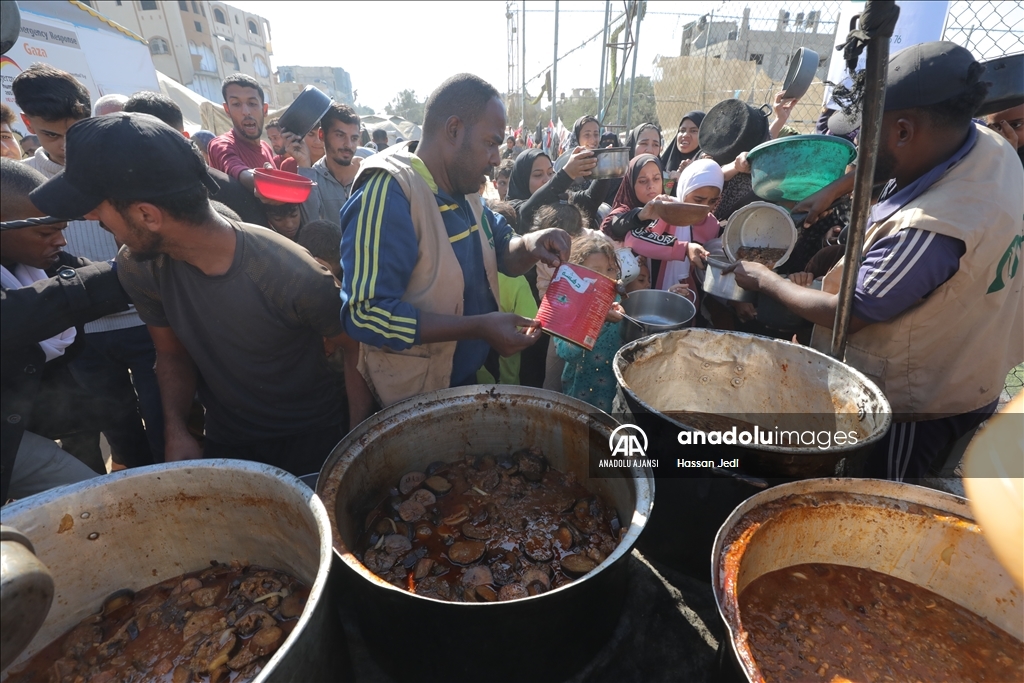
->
xmin=30 ymin=112 xmax=220 ymax=219
xmin=828 ymin=41 xmax=980 ymax=136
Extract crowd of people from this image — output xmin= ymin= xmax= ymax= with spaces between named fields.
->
xmin=1 ymin=39 xmax=1022 ymax=503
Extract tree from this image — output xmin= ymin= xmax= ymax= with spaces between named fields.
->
xmin=385 ymin=89 xmax=425 ymax=124
xmin=352 ymin=103 xmax=375 ymax=116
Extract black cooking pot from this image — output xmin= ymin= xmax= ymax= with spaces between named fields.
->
xmin=699 ymin=100 xmax=772 ymax=165
xmin=278 ymin=86 xmax=332 ymax=139
xmin=317 ymin=386 xmax=653 ymax=683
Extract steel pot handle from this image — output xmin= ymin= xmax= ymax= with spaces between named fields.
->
xmin=758 ymin=103 xmax=773 ymax=117
xmin=677 ymin=287 xmax=698 ymax=306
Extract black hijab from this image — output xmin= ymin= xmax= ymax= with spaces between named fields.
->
xmin=507 ymin=148 xmax=549 ymax=202
xmin=626 ymin=122 xmax=662 ymax=159
xmin=660 ymin=111 xmax=706 ymax=171
xmin=570 ymin=115 xmax=600 ymax=149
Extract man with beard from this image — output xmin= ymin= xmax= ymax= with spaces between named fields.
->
xmin=30 ymin=113 xmax=361 ymax=476
xmin=340 ymin=73 xmax=571 ymax=409
xmin=726 ymin=42 xmax=1023 ymax=482
xmin=208 ymin=74 xmax=293 ymax=190
xmin=294 ymin=103 xmax=362 ymax=227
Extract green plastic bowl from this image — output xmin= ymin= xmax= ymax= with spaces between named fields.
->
xmin=747 ymin=135 xmax=857 ymax=203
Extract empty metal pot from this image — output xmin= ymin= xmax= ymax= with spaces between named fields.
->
xmin=591 ymin=147 xmax=629 ymax=179
xmin=0 ymin=461 xmax=346 ymax=682
xmin=278 ymin=86 xmax=332 ymax=138
xmin=621 ymin=288 xmax=696 ymax=344
xmin=317 ymin=385 xmax=653 ymax=683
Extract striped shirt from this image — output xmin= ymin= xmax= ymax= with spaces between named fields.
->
xmin=340 ymin=167 xmax=513 ymax=387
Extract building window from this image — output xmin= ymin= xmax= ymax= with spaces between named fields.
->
xmin=194 ymin=21 xmax=202 ymax=32
xmin=234 ymin=15 xmax=239 ymax=24
xmin=247 ymin=20 xmax=259 ymax=35
xmin=150 ymin=37 xmax=170 ymax=55
xmin=200 ymin=4 xmax=205 ymax=17
xmin=213 ymin=8 xmax=226 ymax=23
xmin=192 ymin=1 xmax=199 ymax=13
xmin=116 ymin=1 xmax=122 ymax=5
xmin=253 ymin=55 xmax=269 ymax=78
xmin=140 ymin=0 xmax=158 ymax=10
xmin=242 ymin=54 xmax=247 ymax=62
xmin=749 ymin=53 xmax=764 ymax=65
xmin=178 ymin=0 xmax=188 ymax=11
xmin=222 ymin=46 xmax=238 ymax=69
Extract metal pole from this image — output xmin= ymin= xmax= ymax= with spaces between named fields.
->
xmin=552 ymin=0 xmax=559 ymax=151
xmin=521 ymin=1 xmax=526 ymax=133
xmin=700 ymin=11 xmax=713 ymax=110
xmin=598 ymin=0 xmax=610 ymax=122
xmin=830 ymin=1 xmax=896 ymax=360
xmin=626 ymin=0 xmax=642 ymax=130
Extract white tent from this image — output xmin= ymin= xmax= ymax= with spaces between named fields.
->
xmin=361 ymin=114 xmax=422 ymax=144
xmin=156 ymin=71 xmax=232 ymax=135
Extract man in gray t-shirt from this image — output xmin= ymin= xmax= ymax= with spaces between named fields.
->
xmin=30 ymin=112 xmax=357 ymax=475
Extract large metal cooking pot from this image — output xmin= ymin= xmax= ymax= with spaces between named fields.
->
xmin=0 ymin=461 xmax=346 ymax=682
xmin=613 ymin=329 xmax=890 ymax=578
xmin=620 ymin=288 xmax=696 ymax=344
xmin=317 ymin=385 xmax=653 ymax=683
xmin=712 ymin=478 xmax=1024 ymax=683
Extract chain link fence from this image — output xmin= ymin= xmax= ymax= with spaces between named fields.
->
xmin=650 ymin=1 xmax=1024 ymax=135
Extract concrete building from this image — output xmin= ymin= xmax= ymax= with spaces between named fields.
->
xmin=87 ymin=0 xmax=276 ymax=106
xmin=679 ymin=8 xmax=836 ymax=83
xmin=275 ymin=65 xmax=354 ymax=107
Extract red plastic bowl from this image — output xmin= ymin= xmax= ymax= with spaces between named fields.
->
xmin=253 ymin=168 xmax=314 ymax=203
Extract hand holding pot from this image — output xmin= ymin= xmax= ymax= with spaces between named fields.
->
xmin=687 ymin=242 xmax=709 ymax=269
xmin=605 ymin=301 xmax=625 ymax=324
xmin=280 ymin=130 xmax=312 ymax=168
xmin=564 ymin=146 xmax=597 ymax=180
xmin=722 ymin=260 xmax=772 ymax=292
xmin=668 ymin=283 xmax=691 ymax=298
xmin=788 ymin=271 xmax=815 ymax=287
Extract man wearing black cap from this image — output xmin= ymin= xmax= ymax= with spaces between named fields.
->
xmin=727 ymin=42 xmax=1024 ymax=481
xmin=30 ymin=112 xmax=356 ymax=476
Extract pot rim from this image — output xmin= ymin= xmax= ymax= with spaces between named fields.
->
xmin=710 ymin=477 xmax=975 ymax=683
xmin=0 ymin=460 xmax=335 ymax=683
xmin=612 ymin=329 xmax=893 ymax=455
xmin=317 ymin=384 xmax=655 ymax=607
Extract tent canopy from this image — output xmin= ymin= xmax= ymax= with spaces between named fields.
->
xmin=157 ymin=71 xmax=232 ymax=135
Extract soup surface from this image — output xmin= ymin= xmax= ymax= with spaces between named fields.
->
xmin=739 ymin=562 xmax=1023 ymax=683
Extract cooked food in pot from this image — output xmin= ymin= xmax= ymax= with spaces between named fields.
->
xmin=7 ymin=561 xmax=310 ymax=683
xmin=355 ymin=448 xmax=623 ymax=602
xmin=739 ymin=562 xmax=1023 ymax=683
xmin=735 ymin=246 xmax=787 ymax=269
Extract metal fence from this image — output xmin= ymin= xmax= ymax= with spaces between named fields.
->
xmin=648 ymin=1 xmax=1024 ymax=135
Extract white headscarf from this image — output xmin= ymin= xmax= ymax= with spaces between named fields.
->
xmin=675 ymin=158 xmax=725 ymax=201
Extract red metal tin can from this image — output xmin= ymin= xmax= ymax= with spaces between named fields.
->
xmin=536 ymin=263 xmax=617 ymax=350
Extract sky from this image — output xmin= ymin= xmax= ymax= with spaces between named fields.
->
xmin=228 ymin=0 xmax=835 ymax=112
xmin=229 ymin=1 xmax=1022 ymax=113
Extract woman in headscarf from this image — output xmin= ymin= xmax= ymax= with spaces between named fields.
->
xmin=624 ymin=159 xmax=722 ymax=298
xmin=660 ymin=111 xmax=705 ymax=177
xmin=554 ymin=115 xmax=602 ymax=191
xmin=605 ymin=122 xmax=664 ymax=203
xmin=505 ymin=145 xmax=609 ymax=232
xmin=600 ymin=154 xmax=715 ymax=293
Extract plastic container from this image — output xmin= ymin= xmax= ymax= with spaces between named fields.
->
xmin=536 ymin=263 xmax=616 ymax=350
xmin=747 ymin=134 xmax=857 ymax=202
xmin=253 ymin=168 xmax=315 ymax=203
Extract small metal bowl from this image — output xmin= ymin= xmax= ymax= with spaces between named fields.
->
xmin=591 ymin=147 xmax=629 ymax=180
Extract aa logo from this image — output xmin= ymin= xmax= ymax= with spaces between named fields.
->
xmin=608 ymin=424 xmax=648 ymax=458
